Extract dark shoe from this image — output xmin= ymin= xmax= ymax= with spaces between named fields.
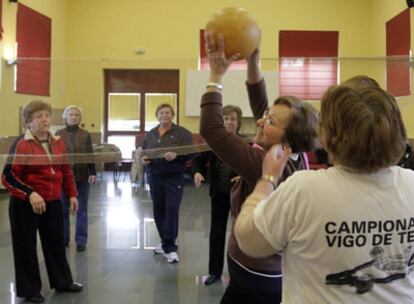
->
xmin=204 ymin=275 xmax=220 ymax=286
xmin=57 ymin=282 xmax=83 ymax=293
xmin=25 ymin=293 xmax=45 ymax=303
xmin=76 ymin=244 xmax=86 ymax=252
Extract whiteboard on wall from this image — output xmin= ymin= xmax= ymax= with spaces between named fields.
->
xmin=185 ymin=70 xmax=279 ymax=117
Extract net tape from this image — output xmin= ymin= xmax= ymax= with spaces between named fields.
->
xmin=0 ymin=138 xmax=253 ymax=165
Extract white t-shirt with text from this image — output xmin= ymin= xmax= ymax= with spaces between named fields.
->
xmin=254 ymin=166 xmax=414 ymax=303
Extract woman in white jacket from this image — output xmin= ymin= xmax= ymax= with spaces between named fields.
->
xmin=235 ymin=81 xmax=414 ymax=304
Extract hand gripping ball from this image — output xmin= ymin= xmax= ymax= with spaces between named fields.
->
xmin=206 ymin=7 xmax=261 ymax=59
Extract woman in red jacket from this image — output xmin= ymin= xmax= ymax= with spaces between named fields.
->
xmin=2 ymin=100 xmax=83 ymax=303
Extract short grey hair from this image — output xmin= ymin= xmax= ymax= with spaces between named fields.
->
xmin=62 ymin=105 xmax=82 ymax=120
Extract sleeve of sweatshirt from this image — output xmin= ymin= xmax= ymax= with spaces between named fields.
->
xmin=192 ymin=151 xmax=209 ymax=176
xmin=199 ymin=92 xmax=262 ymax=185
xmin=59 ymin=141 xmax=78 ymax=198
xmin=2 ymin=137 xmax=34 ymax=200
xmin=86 ymin=133 xmax=97 ymax=176
xmin=246 ymin=79 xmax=269 ymax=121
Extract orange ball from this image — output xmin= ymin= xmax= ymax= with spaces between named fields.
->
xmin=205 ymin=7 xmax=261 ymax=59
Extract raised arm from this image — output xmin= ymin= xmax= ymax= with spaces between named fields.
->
xmin=200 ymin=32 xmax=263 ymax=184
xmin=246 ymin=48 xmax=268 ymax=121
xmin=200 ymin=93 xmax=262 ymax=184
xmin=247 ymin=80 xmax=268 ymax=121
xmin=247 ymin=48 xmax=263 ymax=84
xmin=204 ymin=31 xmax=240 ymax=94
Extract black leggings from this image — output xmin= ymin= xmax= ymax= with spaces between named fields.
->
xmin=221 ymin=256 xmax=282 ymax=304
xmin=221 ymin=278 xmax=282 ymax=304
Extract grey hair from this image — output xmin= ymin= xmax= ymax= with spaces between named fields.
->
xmin=62 ymin=105 xmax=83 ymax=120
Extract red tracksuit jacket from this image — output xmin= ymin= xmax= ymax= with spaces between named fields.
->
xmin=2 ymin=130 xmax=78 ymax=201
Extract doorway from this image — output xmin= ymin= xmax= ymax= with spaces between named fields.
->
xmin=104 ymin=69 xmax=179 ymax=158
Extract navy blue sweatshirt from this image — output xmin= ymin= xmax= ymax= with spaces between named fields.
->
xmin=142 ymin=124 xmax=193 ymax=176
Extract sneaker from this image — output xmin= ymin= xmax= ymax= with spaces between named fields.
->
xmin=153 ymin=244 xmax=164 ymax=254
xmin=164 ymin=252 xmax=179 ymax=263
xmin=56 ymin=282 xmax=83 ymax=293
xmin=204 ymin=274 xmax=220 ymax=286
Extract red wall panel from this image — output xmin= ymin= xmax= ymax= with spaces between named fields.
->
xmin=279 ymin=31 xmax=339 ymax=57
xmin=16 ymin=3 xmax=51 ymax=96
xmin=386 ymin=9 xmax=411 ymax=97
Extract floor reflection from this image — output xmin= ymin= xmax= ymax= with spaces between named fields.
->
xmin=106 ymin=206 xmax=140 ymax=249
xmin=0 ymin=173 xmax=227 ymax=304
xmin=8 ymin=283 xmax=15 ymax=304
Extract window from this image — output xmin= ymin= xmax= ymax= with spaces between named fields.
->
xmin=108 ymin=93 xmax=141 ymax=131
xmin=16 ymin=3 xmax=51 ymax=96
xmin=386 ymin=9 xmax=411 ymax=97
xmin=104 ymin=69 xmax=179 ymax=159
xmin=279 ymin=30 xmax=339 ymax=100
xmin=199 ymin=29 xmax=247 ymax=70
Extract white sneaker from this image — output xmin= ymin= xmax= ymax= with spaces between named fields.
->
xmin=153 ymin=244 xmax=164 ymax=254
xmin=164 ymin=252 xmax=179 ymax=263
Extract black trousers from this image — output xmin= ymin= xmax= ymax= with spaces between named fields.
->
xmin=220 ymin=256 xmax=282 ymax=304
xmin=208 ymin=191 xmax=230 ymax=276
xmin=148 ymin=174 xmax=184 ymax=253
xmin=221 ymin=278 xmax=282 ymax=304
xmin=9 ymin=197 xmax=73 ymax=298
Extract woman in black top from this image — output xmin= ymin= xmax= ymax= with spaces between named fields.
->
xmin=57 ymin=105 xmax=96 ymax=252
xmin=193 ymin=105 xmax=242 ymax=285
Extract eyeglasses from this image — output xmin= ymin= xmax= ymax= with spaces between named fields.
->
xmin=262 ymin=111 xmax=286 ymax=129
xmin=264 ymin=116 xmax=273 ymax=126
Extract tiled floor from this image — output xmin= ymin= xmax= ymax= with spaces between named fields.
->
xmin=0 ymin=173 xmax=229 ymax=304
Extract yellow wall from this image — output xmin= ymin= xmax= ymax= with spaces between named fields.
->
xmin=63 ymin=0 xmax=375 ymax=134
xmin=1 ymin=0 xmax=413 ymax=137
xmin=0 ymin=0 xmax=69 ymax=135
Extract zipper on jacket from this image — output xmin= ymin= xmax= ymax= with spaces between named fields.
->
xmin=49 ymin=167 xmax=55 ymax=199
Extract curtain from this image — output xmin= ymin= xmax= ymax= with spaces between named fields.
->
xmin=16 ymin=3 xmax=51 ymax=96
xmin=279 ymin=30 xmax=339 ymax=100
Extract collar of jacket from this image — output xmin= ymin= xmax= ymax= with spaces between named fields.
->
xmin=157 ymin=123 xmax=178 ymax=131
xmin=24 ymin=129 xmax=60 ymax=142
xmin=65 ymin=124 xmax=80 ymax=132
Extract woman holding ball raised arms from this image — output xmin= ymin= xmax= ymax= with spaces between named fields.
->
xmin=200 ymin=26 xmax=318 ymax=303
